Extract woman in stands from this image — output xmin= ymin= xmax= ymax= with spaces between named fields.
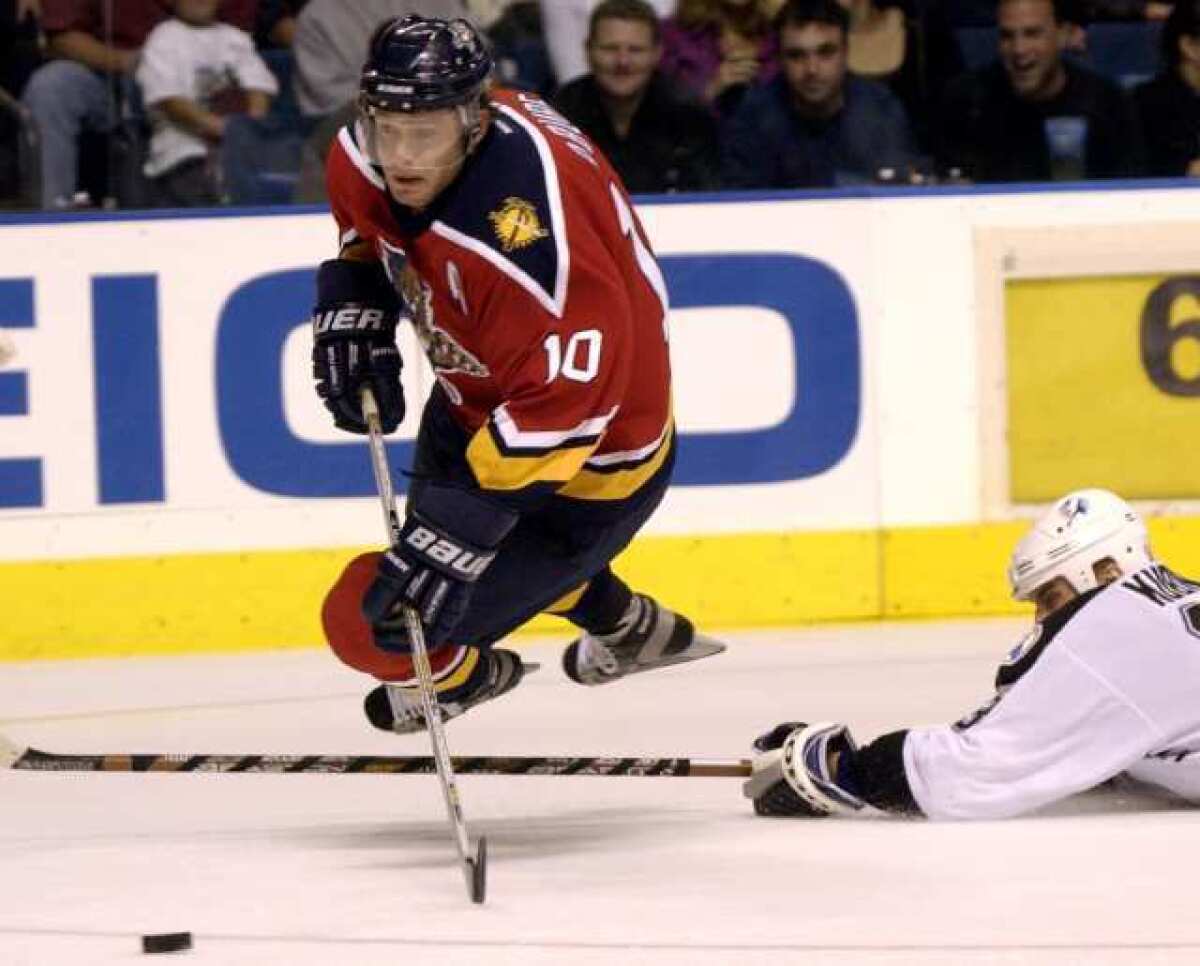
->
xmin=833 ymin=0 xmax=962 ymax=150
xmin=660 ymin=0 xmax=781 ymax=116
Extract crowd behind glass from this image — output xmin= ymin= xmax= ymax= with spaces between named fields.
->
xmin=0 ymin=0 xmax=1196 ymax=211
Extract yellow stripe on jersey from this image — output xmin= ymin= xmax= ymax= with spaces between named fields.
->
xmin=545 ymin=582 xmax=588 ymax=614
xmin=466 ymin=424 xmax=596 ymax=491
xmin=558 ymin=425 xmax=674 ymax=501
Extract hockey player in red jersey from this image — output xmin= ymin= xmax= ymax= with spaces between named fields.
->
xmin=314 ymin=15 xmax=723 ymax=734
xmin=745 ymin=489 xmax=1200 ymax=820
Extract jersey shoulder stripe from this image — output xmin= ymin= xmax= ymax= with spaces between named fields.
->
xmin=431 ymin=102 xmax=569 ymax=318
xmin=336 ymin=123 xmax=386 ymax=193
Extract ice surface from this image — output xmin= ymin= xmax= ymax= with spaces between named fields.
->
xmin=2 ymin=619 xmax=1198 ymax=965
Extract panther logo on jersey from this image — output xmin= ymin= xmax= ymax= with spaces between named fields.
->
xmin=409 ymin=279 xmax=487 ymax=376
xmin=376 ymin=238 xmax=489 ymax=395
xmin=488 ymin=197 xmax=549 ymax=252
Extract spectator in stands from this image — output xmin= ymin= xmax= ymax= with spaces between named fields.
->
xmin=1135 ymin=0 xmax=1200 ymax=175
xmin=291 ymin=1 xmax=471 ymax=203
xmin=835 ymin=0 xmax=961 ymax=149
xmin=465 ymin=0 xmax=513 ymax=23
xmin=486 ymin=1 xmax=555 ymax=94
xmin=723 ymin=0 xmax=920 ymax=188
xmin=936 ymin=0 xmax=1145 ymax=181
xmin=0 ymin=0 xmax=42 ymax=208
xmin=661 ymin=0 xmax=783 ymax=118
xmin=554 ymin=0 xmax=721 ymax=192
xmin=256 ymin=0 xmax=308 ymax=49
xmin=21 ymin=0 xmax=257 ymax=208
xmin=2 ymin=0 xmax=42 ymax=99
xmin=542 ymin=0 xmax=676 ymax=85
xmin=137 ymin=0 xmax=278 ymax=206
xmin=293 ymin=0 xmax=470 ymax=121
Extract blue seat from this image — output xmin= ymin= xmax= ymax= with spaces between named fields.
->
xmin=1086 ymin=22 xmax=1163 ymax=88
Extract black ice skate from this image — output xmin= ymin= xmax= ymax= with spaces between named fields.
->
xmin=364 ymin=647 xmax=529 ymax=734
xmin=562 ymin=594 xmax=725 ymax=686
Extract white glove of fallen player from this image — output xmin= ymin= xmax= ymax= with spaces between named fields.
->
xmin=743 ymin=721 xmax=869 ymax=817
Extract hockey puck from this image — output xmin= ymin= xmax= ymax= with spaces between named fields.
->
xmin=141 ymin=932 xmax=193 ymax=954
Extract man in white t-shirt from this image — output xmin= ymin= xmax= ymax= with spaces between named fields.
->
xmin=136 ymin=0 xmax=278 ymax=205
xmin=745 ymin=488 xmax=1200 ymax=820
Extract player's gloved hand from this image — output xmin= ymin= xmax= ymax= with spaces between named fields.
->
xmin=311 ymin=258 xmax=405 ymax=434
xmin=743 ymin=721 xmax=866 ymax=817
xmin=361 ymin=484 xmax=519 ymax=651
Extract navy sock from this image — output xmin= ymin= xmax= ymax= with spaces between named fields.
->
xmin=564 ymin=569 xmax=633 ymax=636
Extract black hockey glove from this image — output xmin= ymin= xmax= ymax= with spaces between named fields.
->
xmin=361 ymin=484 xmax=519 ymax=651
xmin=311 ymin=259 xmax=405 ymax=434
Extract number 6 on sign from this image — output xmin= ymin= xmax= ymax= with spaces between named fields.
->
xmin=543 ymin=329 xmax=602 ymax=383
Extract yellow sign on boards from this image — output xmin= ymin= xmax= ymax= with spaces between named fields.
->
xmin=1006 ymin=275 xmax=1200 ymax=501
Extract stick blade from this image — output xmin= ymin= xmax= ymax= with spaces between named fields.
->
xmin=470 ymin=836 xmax=488 ymax=904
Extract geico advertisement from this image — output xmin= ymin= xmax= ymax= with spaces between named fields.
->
xmin=0 ymin=201 xmax=877 ymax=559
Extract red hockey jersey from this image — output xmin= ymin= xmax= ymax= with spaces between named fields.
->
xmin=325 ymin=88 xmax=673 ymax=505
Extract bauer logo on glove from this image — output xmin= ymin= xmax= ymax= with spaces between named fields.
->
xmin=312 ymin=305 xmax=392 ymax=334
xmin=405 ymin=527 xmax=492 ymax=578
xmin=363 ymin=484 xmax=519 ymax=650
xmin=310 ymin=259 xmax=406 ymax=435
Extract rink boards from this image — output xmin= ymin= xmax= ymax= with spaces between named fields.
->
xmin=2 ymin=182 xmax=1200 ymax=658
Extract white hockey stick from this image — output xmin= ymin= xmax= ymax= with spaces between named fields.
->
xmin=360 ymin=387 xmax=487 ymax=904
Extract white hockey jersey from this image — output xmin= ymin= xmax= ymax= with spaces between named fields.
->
xmin=903 ymin=563 xmax=1200 ymax=820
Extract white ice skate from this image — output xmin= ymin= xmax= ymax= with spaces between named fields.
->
xmin=562 ymin=594 xmax=725 ymax=686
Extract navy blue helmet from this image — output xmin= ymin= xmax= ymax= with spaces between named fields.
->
xmin=360 ymin=15 xmax=493 ymax=114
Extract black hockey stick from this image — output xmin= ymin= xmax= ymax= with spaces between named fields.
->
xmin=1 ymin=737 xmax=752 ymax=778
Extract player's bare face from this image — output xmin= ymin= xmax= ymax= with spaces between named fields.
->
xmin=588 ymin=18 xmax=661 ymax=101
xmin=1033 ymin=577 xmax=1077 ymax=621
xmin=1033 ymin=558 xmax=1124 ymax=620
xmin=372 ymin=109 xmax=467 ymax=209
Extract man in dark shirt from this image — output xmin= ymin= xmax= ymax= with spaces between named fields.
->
xmin=552 ymin=0 xmax=720 ymax=193
xmin=722 ymin=0 xmax=919 ymax=189
xmin=21 ymin=0 xmax=257 ymax=208
xmin=937 ymin=0 xmax=1146 ymax=181
xmin=1134 ymin=0 xmax=1200 ymax=176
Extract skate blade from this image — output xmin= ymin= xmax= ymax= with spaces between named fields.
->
xmin=658 ymin=634 xmax=726 ymax=668
xmin=577 ymin=635 xmax=726 ymax=686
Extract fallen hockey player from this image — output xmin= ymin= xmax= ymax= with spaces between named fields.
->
xmin=746 ymin=488 xmax=1200 ymax=819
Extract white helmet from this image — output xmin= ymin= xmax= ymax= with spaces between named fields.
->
xmin=1008 ymin=488 xmax=1153 ymax=601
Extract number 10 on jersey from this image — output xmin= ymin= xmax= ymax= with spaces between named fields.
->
xmin=543 ymin=329 xmax=602 ymax=383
